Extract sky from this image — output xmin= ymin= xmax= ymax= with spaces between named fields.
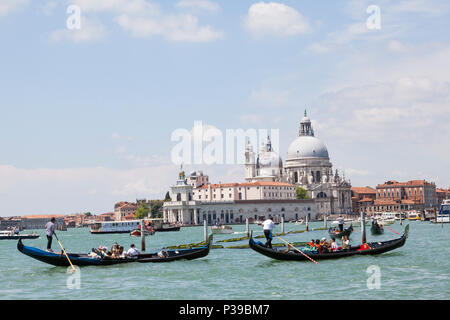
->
xmin=0 ymin=0 xmax=449 ymax=217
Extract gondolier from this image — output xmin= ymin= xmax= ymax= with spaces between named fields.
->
xmin=262 ymin=215 xmax=275 ymax=248
xmin=338 ymin=215 xmax=344 ymax=232
xmin=45 ymin=217 xmax=56 ymax=252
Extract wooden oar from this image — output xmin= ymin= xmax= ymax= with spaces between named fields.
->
xmin=276 ymin=237 xmax=319 ymax=264
xmin=384 ymin=225 xmax=400 ymax=235
xmin=54 ymin=232 xmax=76 ymax=272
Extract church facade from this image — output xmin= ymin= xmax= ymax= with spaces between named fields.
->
xmin=244 ymin=111 xmax=352 ymax=216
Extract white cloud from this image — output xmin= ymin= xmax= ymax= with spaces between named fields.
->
xmin=175 ymin=0 xmax=220 ymax=13
xmin=244 ymin=2 xmax=310 ymax=38
xmin=68 ymin=0 xmax=223 ymax=43
xmin=0 ymin=0 xmax=28 ymax=17
xmin=116 ymin=13 xmax=223 ymax=42
xmin=0 ymin=164 xmax=178 ymax=216
xmin=50 ymin=17 xmax=107 ymax=43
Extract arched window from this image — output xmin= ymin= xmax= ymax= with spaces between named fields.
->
xmin=317 ymin=192 xmax=327 ymax=198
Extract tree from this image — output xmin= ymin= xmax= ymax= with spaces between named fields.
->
xmin=296 ymin=187 xmax=309 ymax=199
xmin=135 ymin=203 xmax=150 ymax=220
xmin=164 ymin=191 xmax=171 ymax=202
xmin=151 ymin=203 xmax=162 ymax=218
xmin=84 ymin=212 xmax=92 ymax=216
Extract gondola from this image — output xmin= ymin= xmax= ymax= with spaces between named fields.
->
xmin=328 ymin=225 xmax=353 ymax=239
xmin=17 ymin=234 xmax=212 ymax=267
xmin=370 ymin=221 xmax=384 ymax=235
xmin=249 ymin=225 xmax=408 ymax=261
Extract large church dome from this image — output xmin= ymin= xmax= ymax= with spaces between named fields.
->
xmin=286 ymin=110 xmax=329 ymax=160
xmin=286 ymin=136 xmax=329 ymax=160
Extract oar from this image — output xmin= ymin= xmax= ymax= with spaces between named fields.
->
xmin=276 ymin=237 xmax=319 ymax=264
xmin=384 ymin=225 xmax=400 ymax=235
xmin=54 ymin=232 xmax=76 ymax=272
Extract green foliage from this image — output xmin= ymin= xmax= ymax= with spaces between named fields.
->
xmin=135 ymin=203 xmax=150 ymax=220
xmin=296 ymin=187 xmax=309 ymax=199
xmin=164 ymin=191 xmax=171 ymax=202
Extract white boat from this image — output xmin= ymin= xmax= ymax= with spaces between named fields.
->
xmin=211 ymin=225 xmax=234 ymax=234
xmin=90 ymin=220 xmax=141 ymax=234
xmin=294 ymin=219 xmax=304 ymax=225
xmin=437 ymin=199 xmax=450 ymax=223
xmin=0 ymin=230 xmax=40 ymax=240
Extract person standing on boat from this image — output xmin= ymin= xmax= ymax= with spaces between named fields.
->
xmin=262 ymin=215 xmax=274 ymax=248
xmin=338 ymin=215 xmax=344 ymax=232
xmin=45 ymin=217 xmax=56 ymax=252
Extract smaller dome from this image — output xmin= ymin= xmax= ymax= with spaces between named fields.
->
xmin=257 ymin=150 xmax=282 ymax=177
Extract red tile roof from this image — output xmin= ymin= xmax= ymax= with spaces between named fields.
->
xmin=351 ymin=186 xmax=376 ymax=194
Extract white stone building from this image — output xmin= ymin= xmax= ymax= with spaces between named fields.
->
xmin=162 ymin=170 xmax=315 ymax=225
xmin=245 ymin=110 xmax=352 ymax=215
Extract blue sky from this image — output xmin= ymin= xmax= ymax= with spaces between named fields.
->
xmin=0 ymin=0 xmax=449 ymax=216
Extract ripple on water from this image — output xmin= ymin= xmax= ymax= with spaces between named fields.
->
xmin=1 ymin=222 xmax=449 ymax=299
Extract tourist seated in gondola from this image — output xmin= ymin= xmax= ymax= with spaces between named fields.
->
xmin=342 ymin=235 xmax=350 ymax=251
xmin=118 ymin=246 xmax=126 ymax=258
xmin=157 ymin=250 xmax=169 ymax=258
xmin=314 ymin=239 xmax=323 ymax=253
xmin=110 ymin=243 xmax=120 ymax=258
xmin=330 ymin=239 xmax=338 ymax=252
xmin=126 ymin=244 xmax=140 ymax=258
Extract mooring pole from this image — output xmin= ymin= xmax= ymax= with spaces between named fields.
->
xmin=140 ymin=219 xmax=146 ymax=252
xmin=305 ymin=215 xmax=309 ymax=232
xmin=204 ymin=219 xmax=208 ymax=243
xmin=324 ymin=215 xmax=327 ymax=228
xmin=400 ymin=212 xmax=403 ymax=225
xmin=281 ymin=216 xmax=285 ymax=234
xmin=245 ymin=218 xmax=249 ymax=237
xmin=361 ymin=211 xmax=366 ymax=244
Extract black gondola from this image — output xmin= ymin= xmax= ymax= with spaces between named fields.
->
xmin=249 ymin=225 xmax=409 ymax=261
xmin=17 ymin=234 xmax=212 ymax=267
xmin=370 ymin=221 xmax=384 ymax=235
xmin=328 ymin=225 xmax=353 ymax=239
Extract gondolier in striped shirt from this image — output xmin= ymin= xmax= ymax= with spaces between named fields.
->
xmin=262 ymin=216 xmax=274 ymax=248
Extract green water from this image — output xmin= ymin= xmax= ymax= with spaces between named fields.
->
xmin=0 ymin=221 xmax=448 ymax=300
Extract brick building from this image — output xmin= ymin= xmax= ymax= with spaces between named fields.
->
xmin=351 ymin=186 xmax=377 ymax=214
xmin=373 ymin=180 xmax=438 ymax=212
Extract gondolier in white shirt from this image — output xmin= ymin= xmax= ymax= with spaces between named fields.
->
xmin=45 ymin=217 xmax=56 ymax=252
xmin=338 ymin=215 xmax=344 ymax=232
xmin=262 ymin=215 xmax=275 ymax=248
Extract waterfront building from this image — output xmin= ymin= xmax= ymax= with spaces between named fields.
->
xmin=114 ymin=202 xmax=138 ymax=221
xmin=162 ymin=170 xmax=316 ymax=225
xmin=245 ymin=110 xmax=352 ymax=215
xmin=437 ymin=188 xmax=450 ymax=205
xmin=351 ymin=187 xmax=377 ymax=215
xmin=20 ymin=214 xmax=65 ymax=230
xmin=373 ymin=180 xmax=438 ymax=212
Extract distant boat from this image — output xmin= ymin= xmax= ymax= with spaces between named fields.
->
xmin=211 ymin=225 xmax=234 ymax=234
xmin=407 ymin=211 xmax=421 ymax=221
xmin=328 ymin=225 xmax=353 ymax=239
xmin=294 ymin=219 xmax=304 ymax=225
xmin=370 ymin=221 xmax=384 ymax=235
xmin=436 ymin=200 xmax=450 ymax=223
xmin=0 ymin=230 xmax=40 ymax=240
xmin=90 ymin=220 xmax=141 ymax=234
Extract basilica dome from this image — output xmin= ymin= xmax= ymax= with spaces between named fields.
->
xmin=286 ymin=135 xmax=329 ymax=160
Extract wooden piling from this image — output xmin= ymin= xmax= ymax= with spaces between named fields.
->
xmin=281 ymin=216 xmax=285 ymax=234
xmin=245 ymin=218 xmax=249 ymax=237
xmin=140 ymin=219 xmax=146 ymax=252
xmin=361 ymin=212 xmax=366 ymax=244
xmin=305 ymin=215 xmax=309 ymax=232
xmin=204 ymin=220 xmax=208 ymax=243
